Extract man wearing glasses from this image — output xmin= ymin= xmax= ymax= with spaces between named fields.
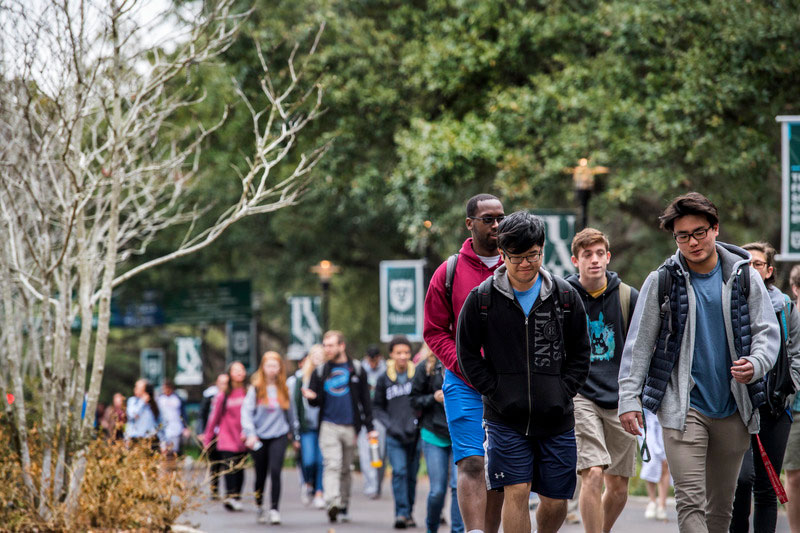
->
xmin=457 ymin=211 xmax=590 ymax=533
xmin=424 ymin=193 xmax=506 ymax=533
xmin=618 ymin=192 xmax=779 ymax=532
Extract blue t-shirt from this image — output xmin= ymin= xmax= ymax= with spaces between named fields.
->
xmin=322 ymin=362 xmax=355 ymax=425
xmin=514 ymin=275 xmax=543 ymax=316
xmin=689 ymin=261 xmax=737 ymax=418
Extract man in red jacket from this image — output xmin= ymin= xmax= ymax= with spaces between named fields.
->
xmin=423 ymin=193 xmax=505 ymax=533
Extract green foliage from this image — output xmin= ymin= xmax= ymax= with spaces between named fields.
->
xmin=133 ymin=0 xmax=800 ymax=356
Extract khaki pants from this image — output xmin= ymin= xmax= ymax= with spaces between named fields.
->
xmin=319 ymin=421 xmax=356 ymax=510
xmin=663 ymin=409 xmax=750 ymax=533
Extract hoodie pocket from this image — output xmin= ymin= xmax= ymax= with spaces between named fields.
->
xmin=488 ymin=372 xmax=529 ymax=418
xmin=531 ymin=374 xmax=571 ymax=419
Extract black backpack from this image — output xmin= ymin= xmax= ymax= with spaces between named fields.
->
xmin=765 ymin=296 xmax=797 ymax=416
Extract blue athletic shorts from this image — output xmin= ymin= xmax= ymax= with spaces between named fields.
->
xmin=442 ymin=369 xmax=485 ymax=463
xmin=485 ymin=419 xmax=577 ymax=499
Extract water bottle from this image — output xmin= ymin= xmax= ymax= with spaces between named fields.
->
xmin=369 ymin=437 xmax=382 ymax=468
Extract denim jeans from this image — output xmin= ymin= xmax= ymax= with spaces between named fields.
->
xmin=300 ymin=431 xmax=324 ymax=492
xmin=421 ymin=440 xmax=463 ymax=533
xmin=386 ymin=435 xmax=421 ymax=519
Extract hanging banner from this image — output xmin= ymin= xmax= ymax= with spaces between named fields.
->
xmin=532 ymin=210 xmax=577 ymax=278
xmin=140 ymin=348 xmax=165 ymax=387
xmin=287 ymin=295 xmax=322 ymax=360
xmin=380 ymin=260 xmax=425 ymax=342
xmin=174 ymin=337 xmax=203 ymax=385
xmin=778 ymin=116 xmax=800 ymax=260
xmin=227 ymin=320 xmax=257 ymax=373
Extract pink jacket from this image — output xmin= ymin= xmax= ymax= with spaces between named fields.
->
xmin=203 ymin=387 xmax=247 ymax=453
xmin=423 ymin=238 xmax=502 ymax=381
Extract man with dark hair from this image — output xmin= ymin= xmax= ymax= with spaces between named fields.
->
xmin=566 ymin=227 xmax=639 ymax=533
xmin=373 ymin=336 xmax=421 ymax=529
xmin=424 ymin=193 xmax=505 ymax=533
xmin=457 ymin=211 xmax=591 ymax=533
xmin=618 ymin=192 xmax=779 ymax=532
xmin=304 ymin=330 xmax=378 ymax=523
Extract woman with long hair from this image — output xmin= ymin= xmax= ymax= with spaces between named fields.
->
xmin=242 ymin=351 xmax=292 ymax=525
xmin=730 ymin=241 xmax=800 ymax=532
xmin=288 ymin=345 xmax=326 ymax=508
xmin=203 ymin=361 xmax=248 ymax=512
xmin=125 ymin=379 xmax=161 ymax=450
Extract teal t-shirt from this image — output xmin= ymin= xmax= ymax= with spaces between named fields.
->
xmin=421 ymin=427 xmax=451 ymax=448
xmin=689 ymin=261 xmax=737 ymax=418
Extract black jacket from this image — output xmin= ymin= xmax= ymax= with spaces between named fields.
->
xmin=457 ymin=266 xmax=591 ymax=438
xmin=409 ymin=359 xmax=449 ymax=440
xmin=565 ymin=271 xmax=639 ymax=409
xmin=307 ymin=357 xmax=375 ymax=434
xmin=373 ymin=361 xmax=419 ymax=444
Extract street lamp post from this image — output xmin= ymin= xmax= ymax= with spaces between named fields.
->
xmin=565 ymin=158 xmax=609 ymax=230
xmin=310 ymin=260 xmax=340 ymax=332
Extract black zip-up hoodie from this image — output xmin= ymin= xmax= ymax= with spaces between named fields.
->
xmin=565 ymin=271 xmax=639 ymax=409
xmin=373 ymin=361 xmax=419 ymax=444
xmin=457 ymin=266 xmax=591 ymax=438
xmin=409 ymin=359 xmax=449 ymax=440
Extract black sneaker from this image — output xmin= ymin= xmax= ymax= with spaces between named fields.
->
xmin=328 ymin=505 xmax=339 ymax=523
xmin=393 ymin=516 xmax=407 ymax=529
xmin=405 ymin=516 xmax=417 ymax=528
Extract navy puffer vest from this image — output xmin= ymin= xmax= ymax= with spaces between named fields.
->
xmin=642 ymin=259 xmax=764 ymax=413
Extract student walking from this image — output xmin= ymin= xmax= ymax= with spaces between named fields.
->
xmin=373 ymin=336 xmax=421 ymax=529
xmin=288 ymin=345 xmax=326 ymax=509
xmin=618 ymin=192 xmax=780 ymax=533
xmin=200 ymin=373 xmax=229 ymax=500
xmin=730 ymin=242 xmax=800 ymax=532
xmin=566 ymin=228 xmax=639 ymax=533
xmin=203 ymin=362 xmax=248 ymax=512
xmin=125 ymin=379 xmax=161 ymax=449
xmin=241 ymin=351 xmax=293 ymax=525
xmin=784 ymin=264 xmax=800 ymax=533
xmin=423 ymin=193 xmax=506 ymax=533
xmin=410 ymin=348 xmax=464 ymax=533
xmin=457 ymin=211 xmax=591 ymax=533
xmin=303 ymin=330 xmax=378 ymax=524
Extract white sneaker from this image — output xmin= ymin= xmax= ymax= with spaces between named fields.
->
xmin=656 ymin=506 xmax=668 ymax=520
xmin=224 ymin=498 xmax=243 ymax=512
xmin=257 ymin=508 xmax=267 ymax=524
xmin=645 ymin=500 xmax=657 ymax=519
xmin=300 ymin=488 xmax=311 ymax=506
xmin=313 ymin=496 xmax=326 ymax=509
xmin=269 ymin=509 xmax=281 ymax=524
xmin=339 ymin=508 xmax=351 ymax=522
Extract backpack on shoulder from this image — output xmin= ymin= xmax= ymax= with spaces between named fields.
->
xmin=765 ymin=295 xmax=796 ymax=416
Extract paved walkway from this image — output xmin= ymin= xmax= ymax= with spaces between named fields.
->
xmin=177 ymin=466 xmax=791 ymax=532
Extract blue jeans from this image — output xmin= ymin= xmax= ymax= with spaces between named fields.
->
xmin=422 ymin=440 xmax=463 ymax=533
xmin=300 ymin=431 xmax=323 ymax=492
xmin=386 ymin=435 xmax=421 ymax=519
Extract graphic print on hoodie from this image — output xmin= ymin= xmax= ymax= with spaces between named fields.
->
xmin=588 ymin=312 xmax=615 ymax=362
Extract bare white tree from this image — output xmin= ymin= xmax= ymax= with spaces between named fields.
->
xmin=0 ymin=0 xmax=327 ymax=522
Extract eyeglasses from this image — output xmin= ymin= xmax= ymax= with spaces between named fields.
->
xmin=673 ymin=226 xmax=712 ymax=244
xmin=469 ymin=215 xmax=505 ymax=225
xmin=504 ymin=251 xmax=543 ymax=264
xmin=750 ymin=260 xmax=768 ymax=269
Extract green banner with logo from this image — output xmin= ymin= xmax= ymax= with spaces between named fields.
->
xmin=780 ymin=119 xmax=800 ymax=259
xmin=140 ymin=348 xmax=164 ymax=387
xmin=380 ymin=260 xmax=425 ymax=342
xmin=287 ymin=296 xmax=322 ymax=360
xmin=174 ymin=337 xmax=203 ymax=386
xmin=227 ymin=320 xmax=257 ymax=372
xmin=532 ymin=210 xmax=577 ymax=278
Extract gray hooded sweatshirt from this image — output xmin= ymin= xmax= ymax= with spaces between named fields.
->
xmin=618 ymin=242 xmax=780 ymax=433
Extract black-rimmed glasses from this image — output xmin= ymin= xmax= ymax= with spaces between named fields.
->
xmin=673 ymin=226 xmax=712 ymax=244
xmin=504 ymin=251 xmax=543 ymax=264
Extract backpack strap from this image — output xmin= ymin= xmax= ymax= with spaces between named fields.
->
xmin=551 ymin=276 xmax=574 ymax=327
xmin=476 ymin=277 xmax=493 ymax=325
xmin=781 ymin=295 xmax=791 ymax=343
xmin=444 ymin=253 xmax=459 ymax=309
xmin=619 ymin=282 xmax=632 ymax=335
xmin=657 ymin=266 xmax=673 ymax=326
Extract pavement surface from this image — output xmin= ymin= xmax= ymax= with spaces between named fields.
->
xmin=178 ymin=466 xmax=791 ymax=532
